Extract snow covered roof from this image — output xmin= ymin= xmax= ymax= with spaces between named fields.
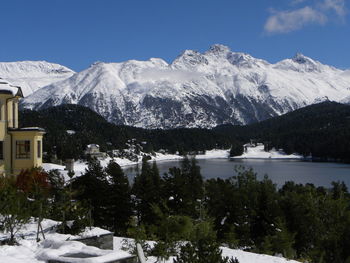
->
xmin=87 ymin=144 xmax=100 ymax=148
xmin=0 ymin=78 xmax=23 ymax=97
xmin=8 ymin=127 xmax=46 ymax=132
xmin=20 ymin=127 xmax=45 ymax=131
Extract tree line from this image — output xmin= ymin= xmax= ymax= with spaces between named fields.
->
xmin=65 ymin=157 xmax=350 ymax=262
xmin=19 ymin=101 xmax=350 ymax=163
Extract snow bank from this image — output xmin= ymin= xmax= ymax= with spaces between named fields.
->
xmin=0 ymin=242 xmax=41 ymax=263
xmin=78 ymin=227 xmax=111 ymax=238
xmin=0 ymin=219 xmax=302 ymax=263
xmin=37 ymin=239 xmax=131 ymax=263
xmin=0 ymin=219 xmax=131 ymax=263
xmin=232 ymin=144 xmax=302 ymax=160
xmin=113 ymin=236 xmax=302 ymax=263
xmin=221 ymin=247 xmax=301 ymax=263
xmin=196 ymin=149 xmax=229 ymax=159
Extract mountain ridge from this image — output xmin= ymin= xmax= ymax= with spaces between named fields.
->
xmin=0 ymin=60 xmax=75 ymax=96
xmin=9 ymin=45 xmax=350 ymax=128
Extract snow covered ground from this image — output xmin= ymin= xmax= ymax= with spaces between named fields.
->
xmin=0 ymin=219 xmax=302 ymax=263
xmin=232 ymin=144 xmax=302 ymax=160
xmin=0 ymin=218 xmax=129 ymax=263
xmin=113 ymin=237 xmax=302 ymax=263
xmin=42 ymin=149 xmax=230 ymax=179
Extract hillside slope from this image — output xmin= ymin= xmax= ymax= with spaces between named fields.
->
xmin=0 ymin=61 xmax=74 ymax=96
xmin=20 ymin=102 xmax=350 ymax=162
xmin=215 ymin=101 xmax=350 ymax=161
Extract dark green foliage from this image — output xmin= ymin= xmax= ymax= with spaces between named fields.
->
xmin=215 ymin=101 xmax=350 ymax=162
xmin=162 ymin=157 xmax=204 ymax=217
xmin=20 ymin=102 xmax=350 ymax=163
xmin=229 ymin=143 xmax=244 ymax=157
xmin=132 ymin=157 xmax=163 ymax=226
xmin=71 ymin=159 xmax=134 ymax=233
xmin=174 ymin=221 xmax=229 ymax=263
xmin=72 ymin=158 xmax=110 ymax=228
xmin=203 ymin=165 xmax=350 ymax=262
xmin=19 ymin=104 xmax=234 ymax=160
xmin=48 ymin=170 xmax=89 ymax=235
xmin=259 ymin=218 xmax=296 ymax=259
xmin=105 ymin=160 xmax=133 ymax=235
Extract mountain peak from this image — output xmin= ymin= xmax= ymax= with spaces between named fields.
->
xmin=172 ymin=49 xmax=208 ymax=68
xmin=207 ymin=44 xmax=231 ymax=55
xmin=292 ymin=53 xmax=315 ymax=64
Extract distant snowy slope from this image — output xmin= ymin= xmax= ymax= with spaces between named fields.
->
xmin=0 ymin=61 xmax=74 ymax=96
xmin=21 ymin=45 xmax=350 ymax=128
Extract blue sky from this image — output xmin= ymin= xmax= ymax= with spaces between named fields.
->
xmin=0 ymin=0 xmax=349 ymax=71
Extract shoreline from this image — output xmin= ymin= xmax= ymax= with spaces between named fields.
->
xmin=42 ymin=147 xmax=305 ymax=179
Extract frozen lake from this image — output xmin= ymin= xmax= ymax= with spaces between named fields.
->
xmin=124 ymin=158 xmax=350 ymax=188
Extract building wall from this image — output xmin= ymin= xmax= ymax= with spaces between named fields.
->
xmin=0 ymin=93 xmax=43 ymax=175
xmin=5 ymin=98 xmax=18 ymax=129
xmin=0 ymin=94 xmax=13 ymax=175
xmin=11 ymin=132 xmax=44 ymax=175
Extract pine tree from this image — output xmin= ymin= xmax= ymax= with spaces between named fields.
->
xmin=132 ymin=157 xmax=162 ymax=226
xmin=163 ymin=157 xmax=204 ymax=217
xmin=174 ymin=221 xmax=229 ymax=263
xmin=260 ymin=218 xmax=296 ymax=259
xmin=72 ymin=158 xmax=109 ymax=228
xmin=229 ymin=143 xmax=244 ymax=157
xmin=105 ymin=160 xmax=133 ymax=235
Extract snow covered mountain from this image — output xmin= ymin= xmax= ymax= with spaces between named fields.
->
xmin=0 ymin=61 xmax=74 ymax=96
xmin=21 ymin=45 xmax=350 ymax=128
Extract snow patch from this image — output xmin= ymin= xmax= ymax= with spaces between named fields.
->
xmin=232 ymin=144 xmax=302 ymax=159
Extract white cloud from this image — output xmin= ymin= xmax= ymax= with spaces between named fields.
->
xmin=321 ymin=0 xmax=346 ymax=18
xmin=265 ymin=0 xmax=347 ymax=34
xmin=264 ymin=6 xmax=327 ymax=34
xmin=137 ymin=68 xmax=204 ymax=83
xmin=291 ymin=0 xmax=308 ymax=5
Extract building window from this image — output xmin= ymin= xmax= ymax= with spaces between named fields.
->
xmin=0 ymin=141 xmax=3 ymax=160
xmin=37 ymin=140 xmax=41 ymax=158
xmin=16 ymin=140 xmax=30 ymax=159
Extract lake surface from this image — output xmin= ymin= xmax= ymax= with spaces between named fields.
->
xmin=124 ymin=159 xmax=350 ymax=188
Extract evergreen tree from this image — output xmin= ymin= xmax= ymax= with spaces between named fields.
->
xmin=132 ymin=157 xmax=162 ymax=226
xmin=72 ymin=158 xmax=109 ymax=228
xmin=260 ymin=218 xmax=296 ymax=259
xmin=163 ymin=157 xmax=204 ymax=217
xmin=105 ymin=160 xmax=133 ymax=235
xmin=174 ymin=221 xmax=229 ymax=263
xmin=229 ymin=143 xmax=244 ymax=157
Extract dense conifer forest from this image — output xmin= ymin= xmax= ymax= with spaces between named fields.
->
xmin=19 ymin=101 xmax=350 ymax=162
xmin=214 ymin=101 xmax=350 ymax=162
xmin=67 ymin=157 xmax=350 ymax=262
